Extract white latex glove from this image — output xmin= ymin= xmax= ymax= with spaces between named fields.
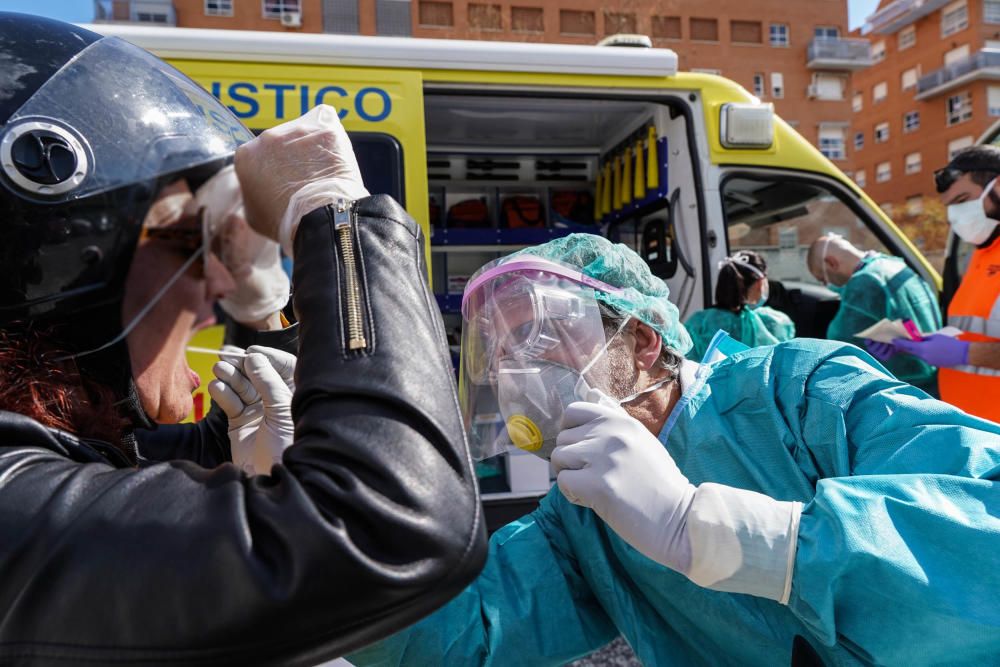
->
xmin=552 ymin=401 xmax=802 ymax=604
xmin=196 ymin=166 xmax=290 ymax=324
xmin=207 ymin=346 xmax=296 ymax=475
xmin=234 ymin=105 xmax=369 ymax=257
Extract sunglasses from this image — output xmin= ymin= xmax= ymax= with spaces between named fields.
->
xmin=139 ymin=213 xmax=204 ymax=253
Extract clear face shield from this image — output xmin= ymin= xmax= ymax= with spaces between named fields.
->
xmin=459 ymin=257 xmax=629 ymax=461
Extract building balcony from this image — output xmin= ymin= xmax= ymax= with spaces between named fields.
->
xmin=93 ymin=0 xmax=176 ymax=26
xmin=916 ymin=50 xmax=1000 ymax=100
xmin=806 ymin=38 xmax=873 ymax=71
xmin=863 ymin=0 xmax=950 ymax=35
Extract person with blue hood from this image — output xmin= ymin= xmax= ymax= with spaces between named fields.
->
xmin=349 ymin=232 xmax=1000 ymax=666
xmin=684 ymin=249 xmax=795 ymax=360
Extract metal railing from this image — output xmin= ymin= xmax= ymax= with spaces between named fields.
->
xmin=917 ymin=49 xmax=1000 ymax=95
xmin=807 ymin=38 xmax=872 ymax=65
xmin=864 ymin=0 xmax=950 ymax=34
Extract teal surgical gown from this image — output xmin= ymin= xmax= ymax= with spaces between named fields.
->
xmin=826 ymin=253 xmax=941 ymax=396
xmin=349 ymin=340 xmax=1000 ymax=666
xmin=684 ymin=305 xmax=794 ymax=361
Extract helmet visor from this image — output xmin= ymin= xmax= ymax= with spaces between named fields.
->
xmin=3 ymin=36 xmax=252 ymax=203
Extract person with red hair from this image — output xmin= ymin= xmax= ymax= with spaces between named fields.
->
xmin=0 ymin=12 xmax=484 ymax=665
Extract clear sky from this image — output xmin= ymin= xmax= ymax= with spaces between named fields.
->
xmin=0 ymin=0 xmax=93 ymax=22
xmin=849 ymin=0 xmax=883 ymax=29
xmin=0 ymin=0 xmax=885 ymax=33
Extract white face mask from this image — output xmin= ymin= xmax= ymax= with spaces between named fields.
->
xmin=497 ymin=358 xmax=590 ymax=460
xmin=749 ymin=280 xmax=769 ymax=310
xmin=948 ymin=177 xmax=1000 ymax=245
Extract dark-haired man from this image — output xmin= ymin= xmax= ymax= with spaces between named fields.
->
xmin=895 ymin=145 xmax=1000 ymax=422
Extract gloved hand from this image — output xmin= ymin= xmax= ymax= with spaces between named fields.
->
xmin=207 ymin=345 xmax=296 ymax=475
xmin=864 ymin=339 xmax=899 ymax=363
xmin=195 ymin=166 xmax=290 ymax=324
xmin=892 ymin=334 xmax=969 ymax=368
xmin=234 ymin=104 xmax=369 ymax=256
xmin=552 ymin=401 xmax=801 ymax=603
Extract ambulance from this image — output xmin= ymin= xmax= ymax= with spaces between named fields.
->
xmin=89 ymin=24 xmax=940 ymax=528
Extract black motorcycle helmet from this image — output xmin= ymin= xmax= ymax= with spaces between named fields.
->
xmin=0 ymin=13 xmax=253 ymax=430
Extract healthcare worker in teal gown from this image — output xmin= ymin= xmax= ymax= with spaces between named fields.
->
xmin=349 ymin=234 xmax=1000 ymax=667
xmin=684 ymin=250 xmax=795 ymax=360
xmin=807 ymin=233 xmax=941 ymax=396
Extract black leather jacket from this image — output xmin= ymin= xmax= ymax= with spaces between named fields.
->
xmin=0 ymin=196 xmax=487 ymax=665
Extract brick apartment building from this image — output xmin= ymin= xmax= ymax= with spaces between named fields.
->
xmin=851 ymin=0 xmax=1000 ymax=214
xmin=94 ymin=0 xmax=869 ymax=155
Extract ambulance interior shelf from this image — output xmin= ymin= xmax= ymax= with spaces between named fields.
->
xmin=428 ymin=155 xmax=598 ymax=248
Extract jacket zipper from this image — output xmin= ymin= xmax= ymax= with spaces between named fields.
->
xmin=334 ymin=199 xmax=369 ymax=351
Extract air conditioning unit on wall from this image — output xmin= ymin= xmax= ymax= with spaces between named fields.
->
xmin=281 ymin=11 xmax=302 ymax=27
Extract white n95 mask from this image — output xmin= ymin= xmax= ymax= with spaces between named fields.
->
xmin=497 ymin=359 xmax=590 ymax=460
xmin=948 ymin=176 xmax=1000 ymax=245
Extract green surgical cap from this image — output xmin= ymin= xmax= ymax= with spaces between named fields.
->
xmin=514 ymin=233 xmax=693 ymax=354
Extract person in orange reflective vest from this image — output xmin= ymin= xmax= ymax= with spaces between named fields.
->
xmin=890 ymin=146 xmax=1000 ymax=423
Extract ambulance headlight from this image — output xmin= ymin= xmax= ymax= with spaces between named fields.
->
xmin=720 ymin=103 xmax=774 ymax=149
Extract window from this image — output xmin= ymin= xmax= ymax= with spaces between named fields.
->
xmin=813 ymin=74 xmax=845 ymax=100
xmin=872 ymin=40 xmax=886 ymax=62
xmin=901 ymin=67 xmax=919 ymax=91
xmin=205 ymin=0 xmax=233 ymax=16
xmin=877 ymin=161 xmax=892 ymax=183
xmin=988 ymin=0 xmax=1000 ymax=23
xmin=377 ymin=0 xmax=412 ymax=35
xmin=855 ymin=170 xmax=867 ymax=188
xmin=854 ymin=131 xmax=864 ymax=151
xmin=769 ymin=23 xmax=789 ymax=47
xmin=652 ymin=16 xmax=681 ymax=39
xmin=949 ymin=135 xmax=974 ymax=159
xmin=690 ymin=17 xmax=719 ymax=41
xmin=814 ymin=26 xmax=840 ymax=39
xmin=873 ymin=81 xmax=888 ymax=104
xmin=731 ymin=20 xmax=762 ymax=44
xmin=875 ymin=121 xmax=890 ymax=143
xmin=771 ymin=72 xmax=784 ymax=98
xmin=605 ymin=11 xmax=636 ymax=34
xmin=906 ymin=196 xmax=924 ymax=215
xmin=722 ymin=175 xmax=888 ymax=289
xmin=753 ymin=73 xmax=765 ymax=97
xmin=853 ymin=92 xmax=863 ymax=112
xmin=904 ymin=110 xmax=920 ymax=132
xmin=511 ymin=6 xmax=543 ymax=32
xmin=948 ymin=90 xmax=973 ymax=125
xmin=941 ymin=0 xmax=968 ymax=37
xmin=819 ymin=129 xmax=846 ymax=160
xmin=898 ymin=25 xmax=916 ymax=50
xmin=262 ymin=0 xmax=299 ymax=18
xmin=136 ymin=11 xmax=170 ymax=22
xmin=351 ymin=133 xmax=405 ymax=204
xmin=905 ymin=152 xmax=922 ymax=174
xmin=559 ymin=9 xmax=594 ymax=34
xmin=945 ymin=44 xmax=970 ymax=66
xmin=468 ymin=3 xmax=502 ymax=30
xmin=990 ymin=86 xmax=1000 ymax=115
xmin=419 ymin=1 xmax=453 ymax=26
